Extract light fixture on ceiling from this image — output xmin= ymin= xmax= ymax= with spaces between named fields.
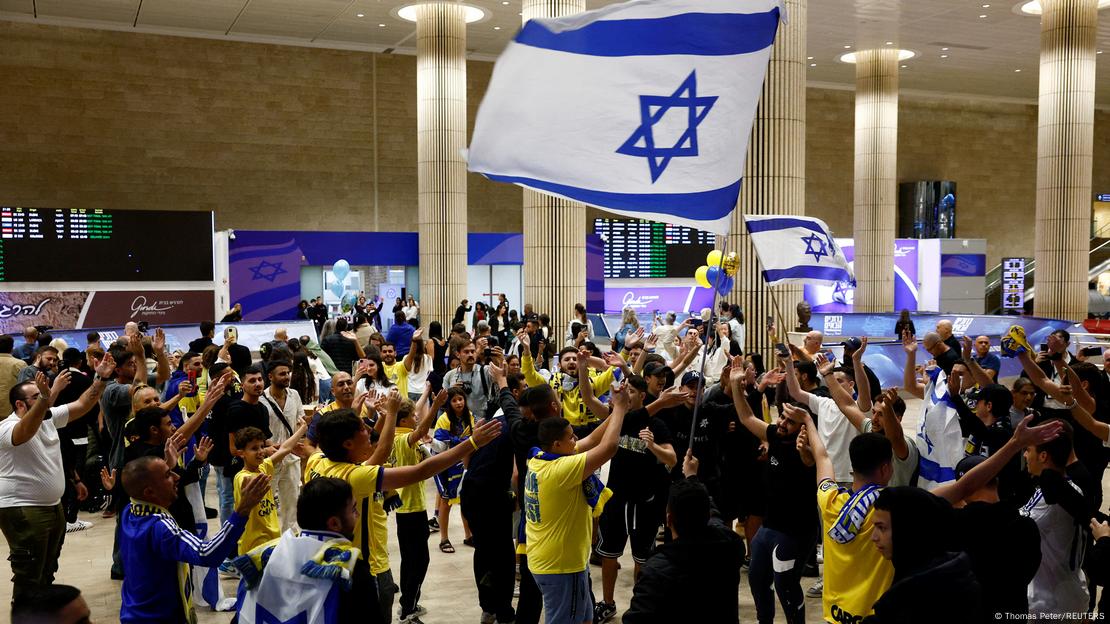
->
xmin=979 ymin=14 xmax=988 ymax=18
xmin=1018 ymin=0 xmax=1110 ymax=14
xmin=885 ymin=41 xmax=893 ymax=45
xmin=942 ymin=47 xmax=949 ymax=51
xmin=941 ymin=54 xmax=948 ymax=58
xmin=1099 ymin=50 xmax=1104 ymax=54
xmin=840 ymin=49 xmax=916 ymax=63
xmin=809 ymin=63 xmax=817 ymax=67
xmin=1014 ymin=68 xmax=1022 ymax=72
xmin=396 ymin=3 xmax=487 ymax=22
xmin=494 ymin=25 xmax=501 ymax=29
xmin=843 ymin=44 xmax=852 ymax=49
xmin=807 ymin=56 xmax=814 ymax=60
xmin=379 ymin=23 xmax=386 ymax=27
xmin=501 ymin=1 xmax=509 ymax=4
xmin=356 ymin=13 xmax=365 ymax=17
xmin=982 ymin=3 xmax=990 ymax=7
xmin=901 ymin=64 xmax=908 ymax=68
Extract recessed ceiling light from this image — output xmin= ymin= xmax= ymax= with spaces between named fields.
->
xmin=901 ymin=64 xmax=908 ymax=68
xmin=494 ymin=25 xmax=501 ymax=29
xmin=843 ymin=44 xmax=852 ymax=49
xmin=941 ymin=54 xmax=948 ymax=58
xmin=885 ymin=41 xmax=893 ymax=45
xmin=807 ymin=56 xmax=814 ymax=60
xmin=379 ymin=23 xmax=386 ymax=27
xmin=1098 ymin=50 xmax=1104 ymax=54
xmin=397 ymin=3 xmax=487 ymax=23
xmin=982 ymin=3 xmax=990 ymax=7
xmin=501 ymin=1 xmax=509 ymax=4
xmin=942 ymin=47 xmax=949 ymax=51
xmin=1014 ymin=68 xmax=1022 ymax=72
xmin=979 ymin=14 xmax=988 ymax=18
xmin=809 ymin=63 xmax=817 ymax=67
xmin=840 ymin=49 xmax=916 ymax=63
xmin=1020 ymin=0 xmax=1110 ymax=15
xmin=356 ymin=12 xmax=365 ymax=17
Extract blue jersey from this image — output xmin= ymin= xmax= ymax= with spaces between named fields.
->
xmin=120 ymin=500 xmax=246 ymax=623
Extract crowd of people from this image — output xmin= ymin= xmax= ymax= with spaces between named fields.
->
xmin=3 ymin=300 xmax=1110 ymax=624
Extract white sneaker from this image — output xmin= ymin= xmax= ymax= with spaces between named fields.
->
xmin=66 ymin=520 xmax=92 ymax=533
xmin=806 ymin=579 xmax=823 ymax=598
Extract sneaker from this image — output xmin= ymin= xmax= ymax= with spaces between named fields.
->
xmin=741 ymin=556 xmax=750 ymax=569
xmin=428 ymin=517 xmax=440 ymax=532
xmin=1000 ymin=325 xmax=1031 ymax=358
xmin=66 ymin=520 xmax=93 ymax=533
xmin=218 ymin=561 xmax=240 ymax=579
xmin=806 ymin=579 xmax=823 ymax=598
xmin=399 ymin=605 xmax=429 ymax=620
xmin=594 ymin=601 xmax=617 ymax=623
xmin=204 ymin=506 xmax=219 ymax=519
xmin=400 ymin=615 xmax=425 ymax=624
xmin=480 ymin=613 xmax=497 ymax=624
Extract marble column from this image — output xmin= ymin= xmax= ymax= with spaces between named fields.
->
xmin=416 ymin=2 xmax=468 ymax=327
xmin=726 ymin=0 xmax=806 ymax=359
xmin=1032 ymin=0 xmax=1098 ymax=321
xmin=521 ymin=0 xmax=586 ymax=345
xmin=851 ymin=48 xmax=899 ymax=314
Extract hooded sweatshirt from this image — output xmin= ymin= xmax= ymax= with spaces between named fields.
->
xmin=866 ymin=487 xmax=983 ymax=624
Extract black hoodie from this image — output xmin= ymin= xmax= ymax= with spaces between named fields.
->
xmin=866 ymin=487 xmax=984 ymax=624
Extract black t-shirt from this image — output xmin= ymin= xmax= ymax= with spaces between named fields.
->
xmin=935 ymin=347 xmax=960 ymax=375
xmin=227 ymin=399 xmax=272 ymax=441
xmin=951 ymin=501 xmax=1041 ymax=618
xmin=206 ymin=378 xmax=244 ymax=468
xmin=762 ymin=424 xmax=817 ymax=537
xmin=607 ymin=408 xmax=673 ymax=502
xmin=659 ymin=401 xmax=730 ymax=482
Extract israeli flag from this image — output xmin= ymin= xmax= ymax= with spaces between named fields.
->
xmin=467 ymin=0 xmax=784 ymax=235
xmin=743 ymin=214 xmax=855 ymax=286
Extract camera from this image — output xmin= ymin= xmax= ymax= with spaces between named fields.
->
xmin=34 ymin=325 xmax=53 ymax=333
xmin=137 ymin=321 xmax=150 ymax=334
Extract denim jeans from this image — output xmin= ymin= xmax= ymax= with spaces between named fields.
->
xmin=214 ymin=470 xmax=236 ymax=526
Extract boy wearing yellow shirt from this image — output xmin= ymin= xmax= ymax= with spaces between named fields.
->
xmin=390 ymin=388 xmax=444 ymax=622
xmin=232 ymin=417 xmax=309 ymax=553
xmin=306 ymin=388 xmax=502 ymax=624
xmin=524 ymin=382 xmax=629 ymax=624
xmin=797 ymin=404 xmax=895 ymax=624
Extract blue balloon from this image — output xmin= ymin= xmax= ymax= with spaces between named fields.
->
xmin=706 ymin=266 xmax=721 ymax=286
xmin=332 ymin=259 xmax=351 ymax=281
xmin=329 ymin=280 xmax=345 ymax=298
xmin=717 ymin=277 xmax=734 ymax=296
xmin=342 ymin=292 xmax=357 ymax=307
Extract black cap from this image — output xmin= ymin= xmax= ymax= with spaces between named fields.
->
xmin=61 ymin=348 xmax=83 ymax=365
xmin=681 ymin=370 xmax=702 ymax=387
xmin=955 ymin=454 xmax=988 ymax=480
xmin=643 ymin=362 xmax=670 ymax=378
xmin=842 ymin=337 xmax=862 ymax=351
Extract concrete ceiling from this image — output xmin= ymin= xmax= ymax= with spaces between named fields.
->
xmin=0 ymin=0 xmax=1107 ymax=104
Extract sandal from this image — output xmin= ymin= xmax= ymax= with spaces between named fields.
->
xmin=463 ymin=537 xmax=475 ymax=548
xmin=439 ymin=540 xmax=455 ymax=554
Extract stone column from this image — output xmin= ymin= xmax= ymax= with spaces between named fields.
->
xmin=1033 ymin=0 xmax=1098 ymax=321
xmin=416 ymin=3 xmax=468 ymax=327
xmin=726 ymin=0 xmax=806 ymax=359
xmin=851 ymin=48 xmax=899 ymax=313
xmin=521 ymin=0 xmax=586 ymax=345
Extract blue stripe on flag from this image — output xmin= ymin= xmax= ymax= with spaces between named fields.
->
xmin=745 ymin=217 xmax=828 ymax=235
xmin=515 ymin=9 xmax=780 ymax=57
xmin=918 ymin=456 xmax=956 ymax=484
xmin=762 ymin=266 xmax=853 ymax=283
xmin=482 ymin=173 xmax=741 ymax=221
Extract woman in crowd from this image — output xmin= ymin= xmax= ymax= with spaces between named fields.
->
xmin=614 ymin=307 xmax=640 ymax=349
xmin=296 ymin=299 xmax=310 ymax=319
xmin=354 ymin=354 xmax=392 ymax=397
xmin=565 ymin=302 xmax=594 ymax=345
xmin=290 ymin=351 xmax=318 ymax=405
xmin=431 ymin=386 xmax=474 ymax=553
xmin=403 ymin=296 xmax=420 ymax=325
xmin=402 ymin=332 xmax=433 ymax=402
xmin=426 ymin=321 xmax=449 ymax=377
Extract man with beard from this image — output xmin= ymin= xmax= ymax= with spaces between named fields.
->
xmin=18 ymin=345 xmax=59 ymax=384
xmin=519 ymin=330 xmax=626 ymax=426
xmin=260 ymin=359 xmax=305 ymax=532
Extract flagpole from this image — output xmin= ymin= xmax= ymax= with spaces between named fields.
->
xmin=685 ymin=226 xmax=733 ymax=451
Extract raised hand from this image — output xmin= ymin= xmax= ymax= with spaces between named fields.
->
xmin=728 ymin=356 xmax=747 ymax=385
xmin=164 ymin=434 xmax=183 ymax=467
xmin=814 ymin=353 xmax=834 ymax=377
xmin=33 ymin=372 xmax=52 ymax=406
xmin=638 ymin=427 xmax=655 ymax=448
xmin=412 ymin=328 xmax=424 ymax=341
xmin=194 ymin=436 xmax=214 ymax=463
xmin=486 ymin=361 xmax=506 ymax=384
xmin=384 ymin=387 xmax=402 ymax=413
xmin=902 ymin=330 xmax=918 ymax=355
xmin=206 ymin=375 xmax=229 ymax=404
xmin=234 ymin=473 xmax=273 ymax=514
xmin=1091 ymin=519 xmax=1110 ymax=541
xmin=796 ymin=424 xmax=810 ymax=453
xmin=656 ymin=386 xmax=690 ymax=408
xmin=602 ymin=351 xmax=624 ymax=368
xmin=763 ymin=369 xmax=787 ymax=386
xmin=624 ymin=327 xmax=645 ymax=349
xmin=1013 ymin=415 xmax=1064 ymax=448
xmin=645 ymin=333 xmax=659 ymax=349
xmin=961 ymin=335 xmax=974 ymax=361
xmin=50 ymin=370 xmax=72 ymax=400
xmin=516 ymin=329 xmax=531 ymax=349
xmin=128 ymin=333 xmax=145 ymax=357
xmin=176 ymin=381 xmax=194 ymax=398
xmin=610 ymin=381 xmax=630 ymax=411
xmin=94 ymin=353 xmax=117 ymax=379
xmin=682 ymin=450 xmax=699 ymax=478
xmin=853 ymin=337 xmax=868 ymax=360
xmin=152 ymin=328 xmax=166 ymax=353
xmin=433 ymin=388 xmax=449 ymax=408
xmin=100 ymin=467 xmax=117 ymax=490
xmin=470 ymin=418 xmax=503 ymax=448
xmin=340 ymin=330 xmax=358 ymax=342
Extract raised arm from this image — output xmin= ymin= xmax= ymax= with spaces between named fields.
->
xmin=799 ymin=405 xmax=834 ymax=484
xmin=578 ymin=356 xmax=610 ymax=422
xmin=152 ymin=328 xmax=171 ymax=385
xmin=403 ymin=329 xmax=423 ymax=370
xmin=366 ymin=389 xmax=401 ymax=466
xmin=156 ymin=472 xmax=270 ymax=566
xmin=781 ymin=354 xmax=814 ymax=405
xmin=960 ymin=337 xmax=995 ymax=389
xmin=129 ymin=333 xmax=149 ymax=386
xmin=583 ymin=383 xmax=629 ymax=477
xmin=269 ymin=417 xmax=310 ymax=465
xmin=1054 ymin=384 xmax=1108 ymax=443
xmin=932 ymin=416 xmax=1063 ymax=504
xmin=850 ymin=338 xmax=873 ymax=412
xmin=62 ymin=355 xmax=114 ymax=422
xmin=901 ymin=330 xmax=925 ymax=400
xmin=410 ymin=388 xmax=446 ymax=447
xmin=728 ymin=357 xmax=769 ymax=441
xmin=815 ymin=353 xmax=869 ymax=432
xmin=9 ymin=373 xmax=55 ymax=446
xmin=517 ymin=331 xmax=547 ymax=388
xmin=380 ymin=419 xmax=501 ymax=490
xmin=1055 ymin=359 xmax=1096 ymax=415
xmin=875 ymin=388 xmax=910 ymax=461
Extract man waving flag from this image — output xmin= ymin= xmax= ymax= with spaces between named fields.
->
xmin=467 ymin=0 xmax=784 ymax=236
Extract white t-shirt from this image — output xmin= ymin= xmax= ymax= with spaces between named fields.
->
xmin=861 ymin=418 xmax=919 ymax=487
xmin=405 ymin=355 xmax=433 ymax=395
xmin=652 ymin=325 xmax=680 ymax=362
xmin=1021 ymin=479 xmax=1089 ymax=614
xmin=0 ymin=405 xmax=72 ymax=507
xmin=262 ymin=387 xmax=304 ymax=447
xmin=806 ymin=394 xmax=858 ymax=483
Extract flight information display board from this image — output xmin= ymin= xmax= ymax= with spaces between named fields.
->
xmin=0 ymin=207 xmax=214 ymax=282
xmin=593 ymin=218 xmax=715 ymax=279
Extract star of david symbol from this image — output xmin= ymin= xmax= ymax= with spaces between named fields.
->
xmin=616 ymin=70 xmax=718 ymax=183
xmin=800 ymin=233 xmax=828 ymax=262
xmin=249 ymin=260 xmax=287 ymax=282
xmin=832 ymin=281 xmax=852 ymax=304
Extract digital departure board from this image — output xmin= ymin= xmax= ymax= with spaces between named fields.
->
xmin=0 ymin=207 xmax=214 ymax=282
xmin=594 ymin=218 xmax=715 ymax=279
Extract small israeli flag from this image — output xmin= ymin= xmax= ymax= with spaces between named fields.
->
xmin=467 ymin=0 xmax=784 ymax=235
xmin=743 ymin=215 xmax=855 ymax=286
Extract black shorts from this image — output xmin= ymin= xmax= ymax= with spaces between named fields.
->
xmin=596 ymin=497 xmax=661 ymax=563
xmin=725 ymin=461 xmax=768 ymax=521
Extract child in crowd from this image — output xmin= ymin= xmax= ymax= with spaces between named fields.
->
xmin=432 ymin=386 xmax=475 ymax=553
xmin=232 ymin=418 xmax=309 ymax=554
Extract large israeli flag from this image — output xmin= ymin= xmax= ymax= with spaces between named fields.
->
xmin=743 ymin=214 xmax=855 ymax=286
xmin=466 ymin=0 xmax=784 ymax=235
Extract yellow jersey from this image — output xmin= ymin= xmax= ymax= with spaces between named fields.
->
xmin=234 ymin=458 xmax=279 ymax=553
xmin=524 ymin=452 xmax=591 ymax=575
xmin=383 ymin=361 xmax=408 ymax=396
xmin=520 ymin=353 xmax=615 ymax=426
xmin=817 ymin=479 xmax=894 ymax=623
xmin=305 ymin=452 xmax=386 ymax=568
xmin=390 ymin=428 xmax=428 ymax=513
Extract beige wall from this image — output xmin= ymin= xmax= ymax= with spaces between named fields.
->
xmin=0 ymin=21 xmax=520 ymax=233
xmin=1 ymin=21 xmax=1107 ymax=269
xmin=808 ymin=86 xmax=1110 ymax=268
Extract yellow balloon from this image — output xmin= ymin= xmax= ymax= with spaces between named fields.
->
xmin=695 ymin=265 xmax=711 ymax=288
xmin=722 ymin=252 xmax=740 ymax=276
xmin=706 ymin=250 xmax=723 ymax=267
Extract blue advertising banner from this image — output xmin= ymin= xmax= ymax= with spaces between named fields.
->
xmin=804 ymin=239 xmax=920 ymax=312
xmin=812 ymin=312 xmax=1075 ymax=388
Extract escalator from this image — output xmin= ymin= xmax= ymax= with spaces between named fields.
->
xmin=984 ymin=224 xmax=1110 ymax=314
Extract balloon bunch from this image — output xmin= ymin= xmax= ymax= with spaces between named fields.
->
xmin=695 ymin=250 xmax=739 ymax=296
xmin=328 ymin=259 xmax=355 ymax=311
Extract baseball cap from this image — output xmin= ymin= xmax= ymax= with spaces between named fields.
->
xmin=643 ymin=362 xmax=669 ymax=378
xmin=968 ymin=384 xmax=1013 ymax=413
xmin=681 ymin=370 xmax=702 ymax=387
xmin=955 ymin=454 xmax=988 ymax=480
xmin=841 ymin=337 xmax=862 ymax=351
